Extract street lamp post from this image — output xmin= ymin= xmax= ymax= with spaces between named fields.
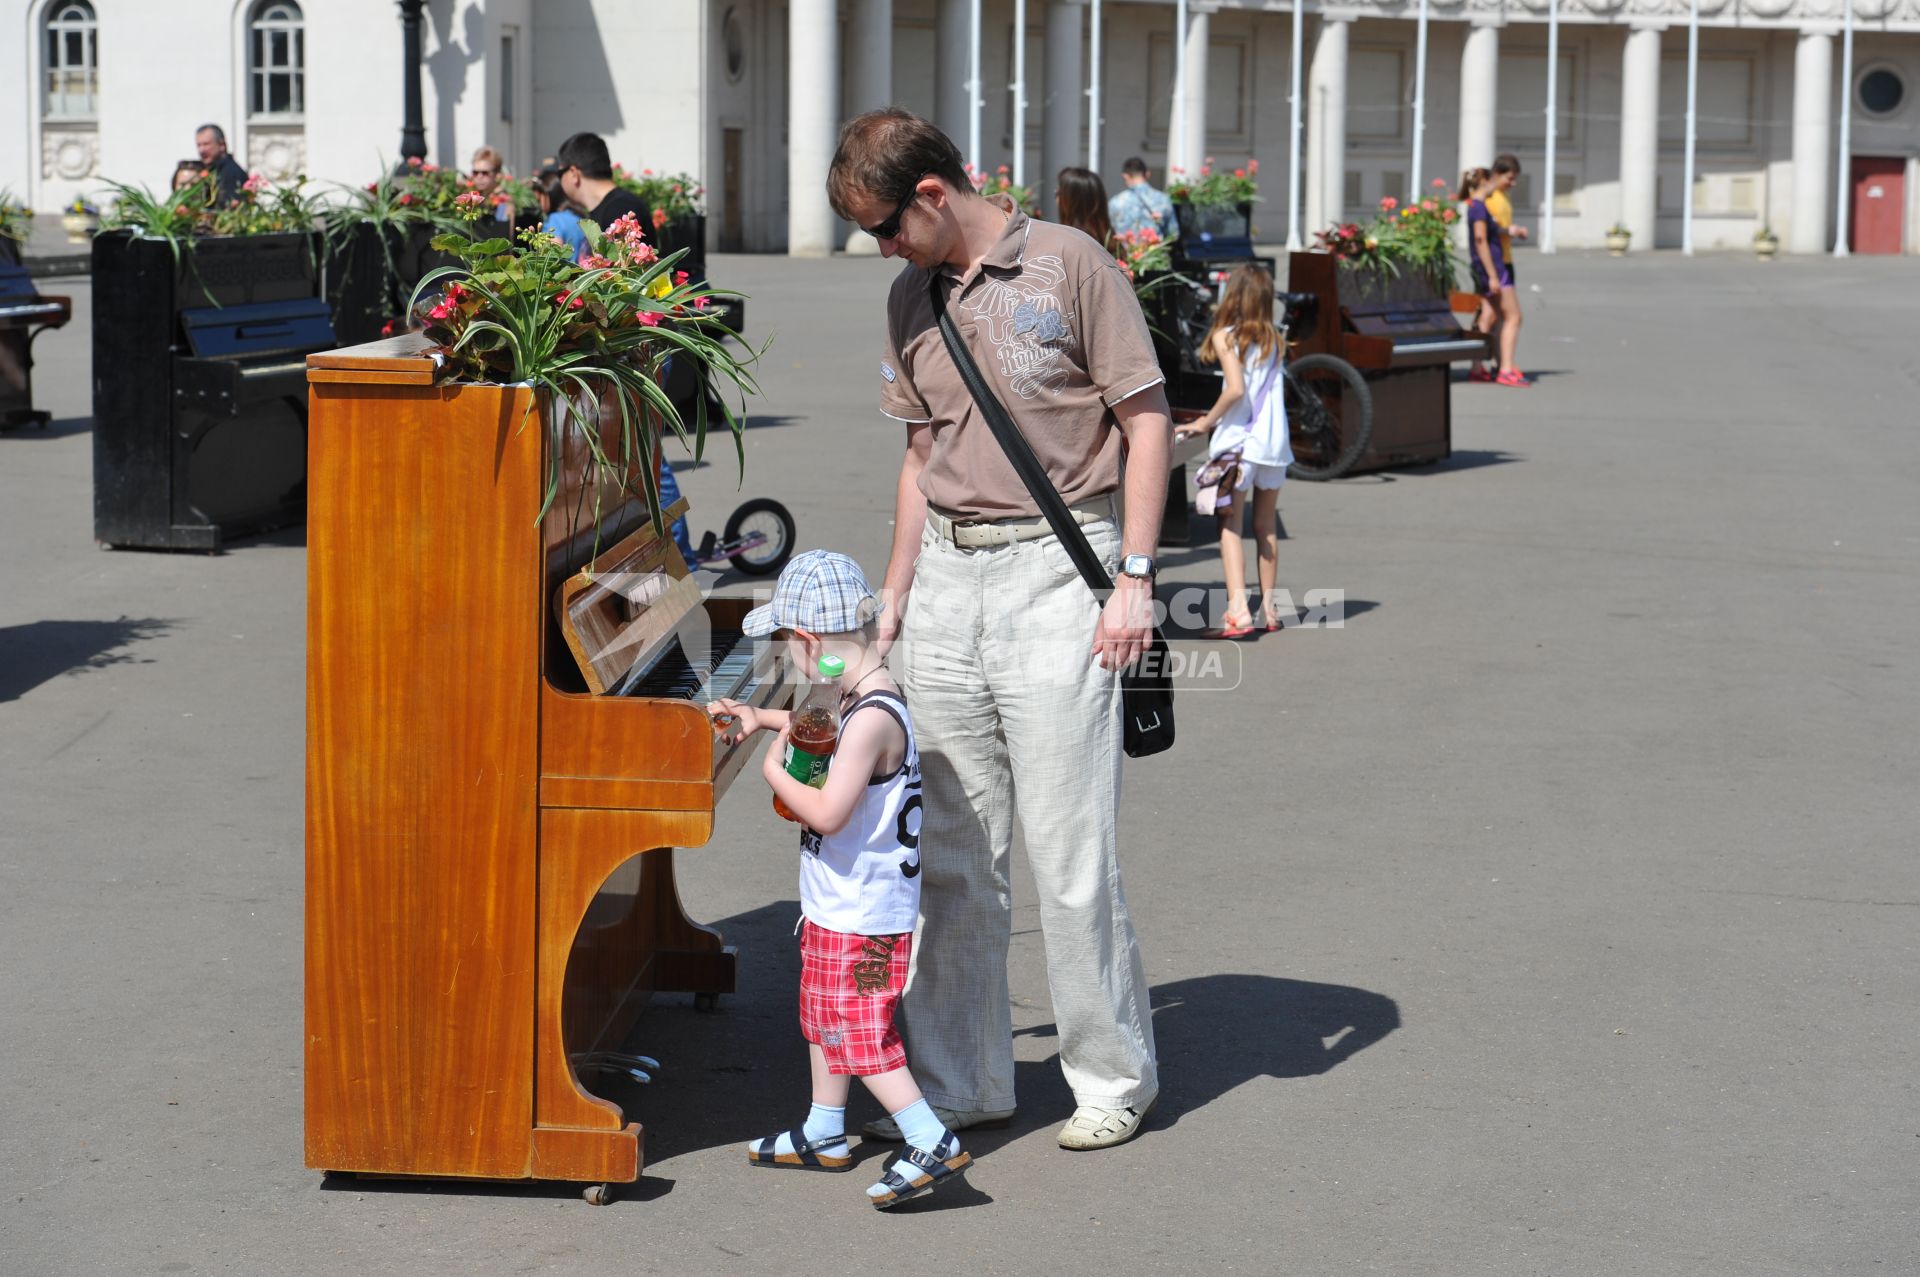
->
xmin=397 ymin=0 xmax=427 ymax=169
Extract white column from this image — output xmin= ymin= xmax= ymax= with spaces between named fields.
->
xmin=936 ymin=0 xmax=971 ymax=143
xmin=1089 ymin=0 xmax=1104 ymax=170
xmin=1043 ymin=1 xmax=1085 ymax=215
xmin=1179 ymin=5 xmax=1211 ymax=179
xmin=1790 ymin=29 xmax=1835 ymax=255
xmin=1618 ymin=24 xmax=1663 ymax=252
xmin=843 ymin=0 xmax=894 ymax=254
xmin=1458 ymin=21 xmax=1500 ymax=177
xmin=1305 ymin=15 xmax=1351 ymax=235
xmin=788 ymin=0 xmax=840 ymax=257
xmin=1013 ymin=0 xmax=1029 ymax=185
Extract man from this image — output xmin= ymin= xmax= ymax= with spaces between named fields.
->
xmin=195 ymin=125 xmax=249 ymax=206
xmin=827 ymin=108 xmax=1168 ymax=1151
xmin=555 ymin=132 xmax=651 ymax=236
xmin=1108 ymin=156 xmax=1175 ymax=240
xmin=467 ymin=145 xmax=515 ymax=225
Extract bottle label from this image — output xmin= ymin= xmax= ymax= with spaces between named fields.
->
xmin=783 ymin=742 xmax=831 ymax=789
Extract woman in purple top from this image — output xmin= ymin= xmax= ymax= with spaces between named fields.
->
xmin=1460 ymin=168 xmax=1525 ymax=388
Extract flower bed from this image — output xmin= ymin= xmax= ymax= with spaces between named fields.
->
xmin=1312 ymin=181 xmax=1459 ymax=294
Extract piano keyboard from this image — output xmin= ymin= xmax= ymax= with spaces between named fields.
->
xmin=614 ymin=627 xmax=761 ymax=704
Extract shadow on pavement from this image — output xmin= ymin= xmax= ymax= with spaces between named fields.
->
xmin=0 ymin=616 xmax=171 ymax=701
xmin=0 ymin=414 xmax=91 ymax=440
xmin=1013 ymin=973 xmax=1401 ymax=1133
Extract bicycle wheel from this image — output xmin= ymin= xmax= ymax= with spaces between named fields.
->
xmin=1284 ymin=353 xmax=1374 ymax=481
xmin=723 ymin=497 xmax=796 ymax=576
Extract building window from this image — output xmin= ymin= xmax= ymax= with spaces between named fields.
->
xmin=249 ymin=0 xmax=305 ymax=118
xmin=1858 ymin=67 xmax=1905 ymax=117
xmin=44 ymin=0 xmax=99 ymax=120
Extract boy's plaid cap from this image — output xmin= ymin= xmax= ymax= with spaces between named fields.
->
xmin=741 ymin=550 xmax=880 ymax=637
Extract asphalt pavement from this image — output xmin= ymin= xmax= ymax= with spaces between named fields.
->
xmin=2 ymin=248 xmax=1916 ymax=1275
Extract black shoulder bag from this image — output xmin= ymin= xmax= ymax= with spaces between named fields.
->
xmin=928 ymin=275 xmax=1175 ymax=758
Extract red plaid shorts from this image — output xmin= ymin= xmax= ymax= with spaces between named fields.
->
xmin=798 ymin=918 xmax=912 ymax=1076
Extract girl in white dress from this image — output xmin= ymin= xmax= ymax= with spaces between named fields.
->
xmin=1176 ymin=263 xmax=1293 ymax=637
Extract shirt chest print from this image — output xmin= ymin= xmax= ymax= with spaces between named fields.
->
xmin=959 ymin=254 xmax=1076 ymax=399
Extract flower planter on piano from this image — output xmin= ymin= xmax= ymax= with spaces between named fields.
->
xmin=303 ymin=335 xmax=788 ymax=1195
xmin=91 ymin=229 xmax=331 ymax=549
xmin=1286 ymin=251 xmax=1488 ymax=476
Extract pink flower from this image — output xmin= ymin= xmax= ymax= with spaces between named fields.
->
xmin=1234 ymin=168 xmax=1246 ymax=179
xmin=1433 ymin=178 xmax=1448 ymax=188
xmin=642 ymin=168 xmax=653 ymax=176
xmin=581 ymin=253 xmax=612 ymax=270
xmin=629 ymin=241 xmax=658 ymax=265
xmin=406 ymin=156 xmax=423 ymax=168
xmin=242 ymin=171 xmax=267 ymax=193
xmin=1380 ymin=197 xmax=1399 ymax=212
xmin=673 ymin=270 xmax=689 ymax=285
xmin=1248 ymin=159 xmax=1260 ymax=174
xmin=428 ymin=303 xmax=452 ymax=320
xmin=634 ymin=309 xmax=661 ymax=327
xmin=454 ymin=191 xmax=487 ymax=210
xmin=1441 ymin=208 xmax=1456 ymax=223
xmin=652 ymin=208 xmax=669 ymax=229
xmin=693 ymin=296 xmax=710 ymax=310
xmin=174 ymin=204 xmax=191 ymax=217
xmin=606 ymin=212 xmax=641 ymax=239
xmin=1421 ymin=199 xmax=1436 ymax=212
xmin=421 ymin=163 xmax=439 ymax=174
xmin=379 ymin=319 xmax=396 ymax=337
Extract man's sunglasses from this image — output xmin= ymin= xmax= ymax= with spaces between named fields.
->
xmin=861 ymin=179 xmax=926 ymax=241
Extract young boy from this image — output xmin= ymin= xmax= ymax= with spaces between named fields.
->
xmin=707 ymin=550 xmax=971 ymax=1210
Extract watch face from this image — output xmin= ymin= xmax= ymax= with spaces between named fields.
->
xmin=1122 ymin=554 xmax=1154 ymax=577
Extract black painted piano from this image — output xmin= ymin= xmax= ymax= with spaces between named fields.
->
xmin=92 ymin=230 xmax=333 ymax=549
xmin=0 ymin=256 xmax=72 ymax=431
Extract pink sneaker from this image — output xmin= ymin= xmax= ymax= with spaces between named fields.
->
xmin=1495 ymin=369 xmax=1531 ymax=388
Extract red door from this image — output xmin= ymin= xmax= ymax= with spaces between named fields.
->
xmin=1850 ymin=157 xmax=1906 ymax=255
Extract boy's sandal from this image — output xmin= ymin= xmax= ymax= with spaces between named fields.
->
xmin=868 ymin=1135 xmax=973 ymax=1210
xmin=747 ymin=1129 xmax=853 ymax=1171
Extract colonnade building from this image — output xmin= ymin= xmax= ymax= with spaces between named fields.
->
xmin=8 ymin=0 xmax=1917 ymax=256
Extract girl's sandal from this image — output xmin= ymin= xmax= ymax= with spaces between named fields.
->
xmin=868 ymin=1135 xmax=973 ymax=1209
xmin=747 ymin=1129 xmax=853 ymax=1171
xmin=1202 ymin=611 xmax=1257 ymax=640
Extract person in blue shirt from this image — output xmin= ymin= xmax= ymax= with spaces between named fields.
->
xmin=1107 ymin=156 xmax=1176 ymax=240
xmin=535 ymin=168 xmax=588 ymax=262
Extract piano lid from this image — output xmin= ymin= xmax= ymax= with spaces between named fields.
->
xmin=181 ymin=298 xmax=335 ymax=359
xmin=554 ymin=498 xmax=699 ymax=696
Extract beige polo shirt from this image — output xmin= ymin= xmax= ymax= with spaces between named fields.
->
xmin=878 ymin=202 xmax=1167 ymax=521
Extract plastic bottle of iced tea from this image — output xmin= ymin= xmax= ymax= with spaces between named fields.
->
xmin=773 ymin=655 xmax=844 ymax=823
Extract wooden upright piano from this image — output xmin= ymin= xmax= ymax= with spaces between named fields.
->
xmin=303 ymin=334 xmax=790 ymax=1199
xmin=1286 ymin=251 xmax=1490 ymax=475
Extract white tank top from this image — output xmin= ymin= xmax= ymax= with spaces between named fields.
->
xmin=1210 ymin=346 xmax=1294 ymax=469
xmin=798 ymin=690 xmax=923 ymax=936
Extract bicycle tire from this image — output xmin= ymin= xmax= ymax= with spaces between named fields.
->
xmin=1284 ymin=353 xmax=1374 ymax=481
xmin=723 ymin=497 xmax=796 ymax=577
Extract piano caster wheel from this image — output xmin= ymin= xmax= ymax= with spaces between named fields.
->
xmin=583 ymin=1183 xmax=614 ymax=1206
xmin=695 ymin=992 xmax=720 ymax=1012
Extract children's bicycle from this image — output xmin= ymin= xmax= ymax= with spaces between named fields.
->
xmin=687 ymin=496 xmax=796 ymax=577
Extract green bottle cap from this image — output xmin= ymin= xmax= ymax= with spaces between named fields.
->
xmin=818 ymin=655 xmax=846 ymax=678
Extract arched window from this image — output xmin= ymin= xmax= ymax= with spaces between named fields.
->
xmin=249 ymin=0 xmax=305 ymax=117
xmin=44 ymin=0 xmax=99 ymax=119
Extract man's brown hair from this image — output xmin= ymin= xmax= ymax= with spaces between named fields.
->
xmin=827 ymin=108 xmax=972 ymax=220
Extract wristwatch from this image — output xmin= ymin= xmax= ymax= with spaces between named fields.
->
xmin=1119 ymin=554 xmax=1156 ymax=581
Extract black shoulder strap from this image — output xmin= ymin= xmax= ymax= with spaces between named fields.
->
xmin=928 ymin=274 xmax=1114 ymax=600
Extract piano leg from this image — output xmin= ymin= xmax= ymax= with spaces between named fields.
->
xmin=531 ymin=807 xmax=737 ymax=1184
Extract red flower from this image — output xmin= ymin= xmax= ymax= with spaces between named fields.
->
xmin=673 ymin=270 xmax=689 ymax=285
xmin=1234 ymin=168 xmax=1246 ymax=179
xmin=1441 ymin=208 xmax=1456 ymax=223
xmin=398 ymin=193 xmax=414 ymax=206
xmin=379 ymin=319 xmax=396 ymax=337
xmin=634 ymin=309 xmax=661 ymax=327
xmin=428 ymin=302 xmax=452 ymax=320
xmin=652 ymin=208 xmax=669 ymax=229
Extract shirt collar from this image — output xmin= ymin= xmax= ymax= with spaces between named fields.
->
xmin=939 ymin=195 xmax=1032 ymax=281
